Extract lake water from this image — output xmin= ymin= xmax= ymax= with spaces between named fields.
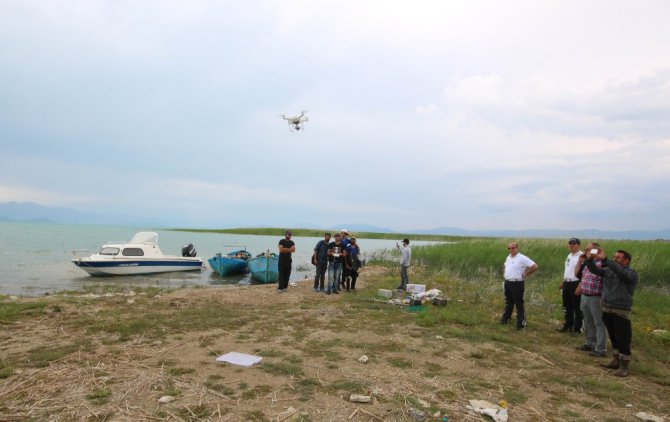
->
xmin=0 ymin=222 xmax=415 ymax=296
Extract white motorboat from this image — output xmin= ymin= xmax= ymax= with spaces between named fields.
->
xmin=72 ymin=232 xmax=203 ymax=276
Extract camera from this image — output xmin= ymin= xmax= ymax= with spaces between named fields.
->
xmin=590 ymin=248 xmax=599 ymax=255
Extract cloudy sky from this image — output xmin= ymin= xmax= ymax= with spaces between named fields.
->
xmin=1 ymin=0 xmax=669 ymax=231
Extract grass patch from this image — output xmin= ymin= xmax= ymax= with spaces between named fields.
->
xmin=283 ymin=378 xmax=321 ymax=402
xmin=461 ymin=378 xmax=495 ymax=393
xmin=578 ymin=377 xmax=628 ymax=401
xmin=0 ymin=300 xmax=49 ymax=322
xmin=0 ymin=362 xmax=13 ymax=379
xmin=243 ymin=410 xmax=269 ymax=422
xmin=81 ymin=300 xmax=249 ymax=342
xmin=327 ymin=379 xmax=369 ymax=393
xmin=198 ymin=335 xmax=216 ymax=347
xmin=204 ymin=380 xmax=235 ymax=396
xmin=178 ymin=404 xmax=212 ymax=419
xmin=503 ymin=386 xmax=528 ymax=405
xmin=388 ymin=357 xmax=413 ymax=368
xmin=240 ymin=384 xmax=272 ymax=400
xmin=255 ymin=349 xmax=286 ymax=358
xmin=422 ymin=362 xmax=443 ymax=377
xmin=167 ymin=367 xmax=195 ymax=376
xmin=86 ymin=388 xmax=112 ymax=404
xmin=259 ymin=362 xmax=304 ymax=377
xmin=25 ymin=343 xmax=81 ymax=368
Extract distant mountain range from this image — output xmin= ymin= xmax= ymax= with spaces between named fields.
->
xmin=1 ymin=202 xmax=668 ymax=240
xmin=409 ymin=226 xmax=670 ymax=241
xmin=334 ymin=224 xmax=669 ymax=240
xmin=0 ymin=201 xmax=170 ymax=227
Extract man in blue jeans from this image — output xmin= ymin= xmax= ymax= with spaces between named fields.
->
xmin=327 ymin=233 xmax=346 ymax=294
xmin=575 ymin=242 xmax=607 ymax=357
xmin=312 ymin=233 xmax=330 ymax=292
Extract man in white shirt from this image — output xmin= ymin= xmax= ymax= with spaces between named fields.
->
xmin=558 ymin=238 xmax=584 ymax=333
xmin=501 ymin=242 xmax=538 ymax=330
xmin=396 ymin=238 xmax=411 ymax=290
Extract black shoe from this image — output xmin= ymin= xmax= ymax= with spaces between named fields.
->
xmin=500 ymin=318 xmax=509 ymax=325
xmin=516 ymin=325 xmax=525 ymax=331
xmin=589 ymin=351 xmax=607 ymax=357
xmin=333 ymin=290 xmax=339 ymax=294
xmin=557 ymin=327 xmax=571 ymax=333
xmin=326 ymin=291 xmax=331 ymax=295
xmin=576 ymin=344 xmax=592 ymax=352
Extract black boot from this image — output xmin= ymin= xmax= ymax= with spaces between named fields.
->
xmin=601 ymin=353 xmax=620 ymax=369
xmin=613 ymin=355 xmax=630 ymax=377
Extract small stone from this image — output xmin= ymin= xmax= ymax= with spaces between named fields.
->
xmin=626 ymin=404 xmax=633 ymax=408
xmin=417 ymin=398 xmax=430 ymax=408
xmin=408 ymin=407 xmax=427 ymax=421
xmin=127 ymin=299 xmax=135 ymax=304
xmin=435 ymin=335 xmax=444 ymax=339
xmin=635 ymin=412 xmax=664 ymax=422
xmin=358 ymin=355 xmax=369 ymax=364
xmin=158 ymin=396 xmax=175 ymax=404
xmin=350 ymin=394 xmax=371 ymax=403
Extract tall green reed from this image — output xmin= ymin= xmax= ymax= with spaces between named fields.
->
xmin=413 ymin=237 xmax=669 ymax=287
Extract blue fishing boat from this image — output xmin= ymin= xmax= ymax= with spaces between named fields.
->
xmin=208 ymin=249 xmax=252 ymax=276
xmin=248 ymin=251 xmax=279 ymax=283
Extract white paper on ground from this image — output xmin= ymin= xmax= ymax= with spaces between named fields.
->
xmin=216 ymin=352 xmax=263 ymax=367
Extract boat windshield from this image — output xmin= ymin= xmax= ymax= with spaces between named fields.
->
xmin=99 ymin=247 xmax=120 ymax=256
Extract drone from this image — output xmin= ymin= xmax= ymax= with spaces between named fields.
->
xmin=281 ymin=111 xmax=308 ymax=132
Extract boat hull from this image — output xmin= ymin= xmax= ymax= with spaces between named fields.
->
xmin=72 ymin=258 xmax=203 ymax=276
xmin=208 ymin=255 xmax=249 ymax=276
xmin=248 ymin=255 xmax=279 ymax=283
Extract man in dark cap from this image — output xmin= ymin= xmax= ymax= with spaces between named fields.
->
xmin=558 ymin=238 xmax=584 ymax=333
xmin=277 ymin=230 xmax=295 ymax=292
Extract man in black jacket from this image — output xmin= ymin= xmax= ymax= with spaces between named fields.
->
xmin=585 ymin=248 xmax=638 ymax=377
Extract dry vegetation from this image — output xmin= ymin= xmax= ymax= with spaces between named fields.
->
xmin=1 ymin=265 xmax=669 ymax=421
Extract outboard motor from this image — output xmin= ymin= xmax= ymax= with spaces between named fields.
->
xmin=182 ymin=243 xmax=197 ymax=257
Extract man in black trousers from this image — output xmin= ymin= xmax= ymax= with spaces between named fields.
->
xmin=585 ymin=247 xmax=638 ymax=377
xmin=277 ymin=230 xmax=295 ymax=292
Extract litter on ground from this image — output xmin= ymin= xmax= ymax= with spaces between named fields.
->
xmin=466 ymin=399 xmax=508 ymax=422
xmin=215 ymin=352 xmax=263 ymax=367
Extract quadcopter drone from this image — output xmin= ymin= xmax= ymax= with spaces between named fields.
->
xmin=281 ymin=111 xmax=308 ymax=132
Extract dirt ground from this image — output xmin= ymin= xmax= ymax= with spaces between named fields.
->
xmin=1 ymin=267 xmax=669 ymax=421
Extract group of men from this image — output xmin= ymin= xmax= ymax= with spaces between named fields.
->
xmin=311 ymin=229 xmax=363 ymax=294
xmin=279 ymin=230 xmax=640 ymax=377
xmin=275 ymin=229 xmax=364 ymax=295
xmin=502 ymin=238 xmax=638 ymax=377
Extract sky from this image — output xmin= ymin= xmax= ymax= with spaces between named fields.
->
xmin=1 ymin=0 xmax=670 ymax=232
